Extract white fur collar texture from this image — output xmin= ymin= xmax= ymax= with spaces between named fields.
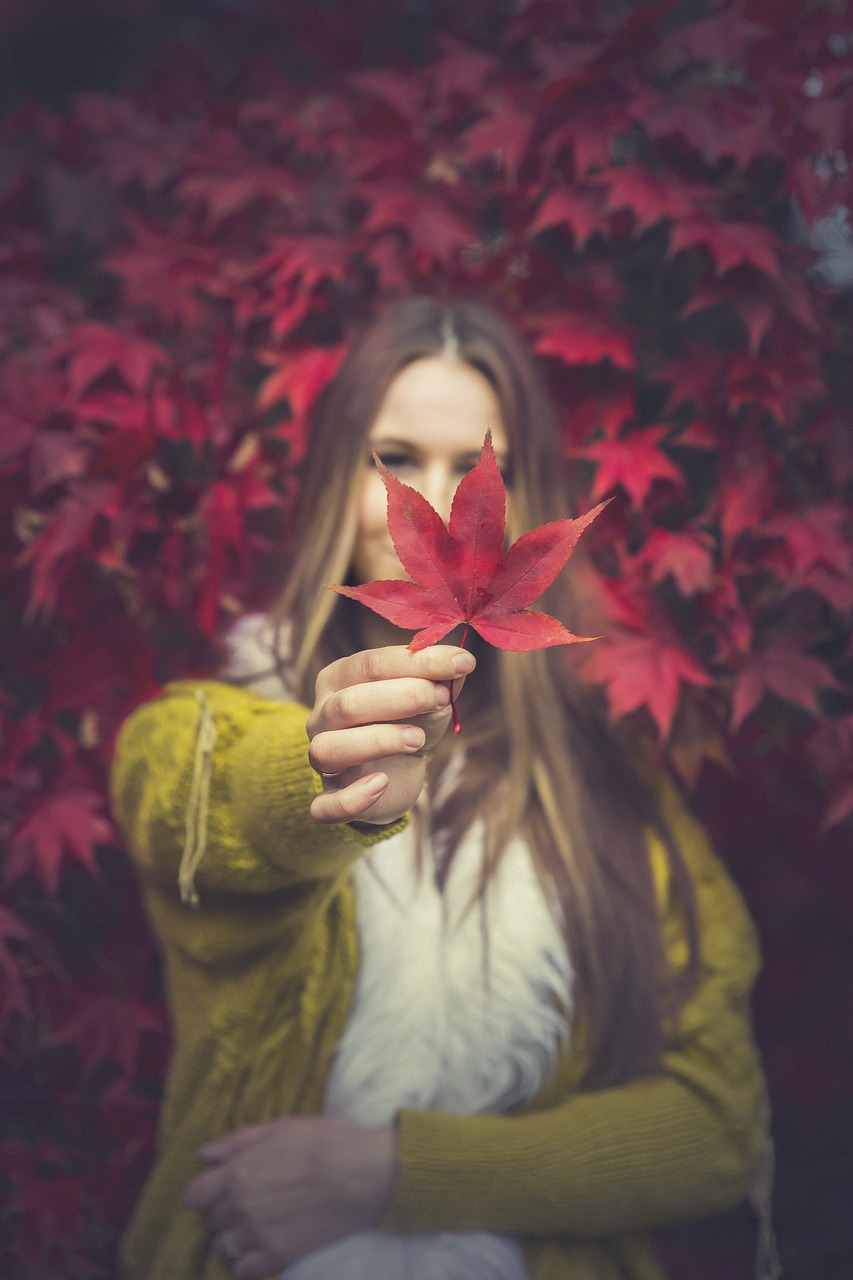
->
xmin=223 ymin=616 xmax=574 ymax=1280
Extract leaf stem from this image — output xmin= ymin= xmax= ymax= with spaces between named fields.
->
xmin=451 ymin=624 xmax=469 ymax=734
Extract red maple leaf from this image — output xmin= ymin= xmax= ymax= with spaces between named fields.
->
xmin=578 ymin=426 xmax=684 ymax=508
xmin=330 ymin=434 xmax=606 ymax=652
xmin=597 ymin=165 xmax=699 ymax=233
xmin=358 ymin=185 xmax=473 ymax=265
xmin=257 ymin=346 xmax=346 ymax=417
xmin=645 ymin=93 xmax=776 ymax=169
xmin=581 ymin=630 xmax=712 ymax=740
xmin=761 ymin=503 xmax=852 ymax=579
xmin=636 ymin=528 xmax=716 ymax=596
xmin=459 ymin=98 xmax=536 ymax=184
xmin=8 ymin=788 xmax=115 ymax=894
xmin=53 ymin=322 xmax=168 ymax=397
xmin=731 ymin=642 xmax=844 ymax=730
xmin=533 ymin=313 xmax=635 ymax=370
xmin=528 ymin=186 xmax=603 ymax=251
xmin=51 ymin=994 xmax=165 ymax=1075
xmin=669 ymin=216 xmax=784 ymax=280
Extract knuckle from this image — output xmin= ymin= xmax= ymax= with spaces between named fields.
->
xmin=335 ymin=687 xmax=360 ymax=723
xmin=362 ymin=648 xmax=385 ymax=682
xmin=423 ymin=648 xmax=444 ymax=676
xmin=414 ymin=680 xmax=441 ymax=712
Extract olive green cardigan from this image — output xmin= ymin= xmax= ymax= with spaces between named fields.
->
xmin=110 ymin=680 xmax=769 ymax=1280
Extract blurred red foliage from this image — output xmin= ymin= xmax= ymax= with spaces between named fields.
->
xmin=1 ymin=1 xmax=851 ymax=1275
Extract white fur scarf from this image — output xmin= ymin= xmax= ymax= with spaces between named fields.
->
xmin=222 ymin=616 xmax=574 ymax=1280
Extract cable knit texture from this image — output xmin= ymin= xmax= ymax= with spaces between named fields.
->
xmin=111 ymin=677 xmax=769 ymax=1280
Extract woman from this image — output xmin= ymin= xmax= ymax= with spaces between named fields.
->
xmin=111 ymin=298 xmax=770 ymax=1280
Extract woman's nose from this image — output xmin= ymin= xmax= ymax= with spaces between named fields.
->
xmin=416 ymin=467 xmax=456 ymax=523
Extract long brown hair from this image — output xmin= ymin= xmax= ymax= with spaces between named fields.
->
xmin=272 ymin=298 xmax=697 ymax=1087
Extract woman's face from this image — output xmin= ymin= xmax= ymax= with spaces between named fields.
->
xmin=351 ymin=356 xmax=510 ymax=586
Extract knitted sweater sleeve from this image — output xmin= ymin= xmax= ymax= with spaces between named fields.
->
xmin=110 ymin=680 xmax=399 ymax=902
xmin=384 ymin=781 xmax=768 ymax=1238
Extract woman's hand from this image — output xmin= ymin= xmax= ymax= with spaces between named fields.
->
xmin=183 ymin=1116 xmax=397 ymax=1278
xmin=307 ymin=644 xmax=474 ymax=826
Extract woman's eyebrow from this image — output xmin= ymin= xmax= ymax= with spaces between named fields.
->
xmin=369 ymin=436 xmax=419 ymax=450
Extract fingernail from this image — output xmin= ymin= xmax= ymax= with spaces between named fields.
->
xmin=364 ymin=772 xmax=389 ymax=797
xmin=435 ymin=683 xmax=451 ymax=706
xmin=453 ymin=653 xmax=476 ymax=675
xmin=402 ymin=726 xmax=425 ymax=749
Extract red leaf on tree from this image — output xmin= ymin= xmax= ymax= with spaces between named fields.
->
xmin=645 ymin=93 xmax=776 ymax=169
xmin=329 ymin=434 xmax=605 ymax=652
xmin=19 ymin=480 xmax=119 ymax=616
xmin=51 ymin=994 xmax=165 ymax=1075
xmin=528 ymin=186 xmax=603 ymax=250
xmin=459 ymin=99 xmax=535 ymax=183
xmin=636 ymin=528 xmax=716 ymax=596
xmin=106 ymin=215 xmax=221 ymax=327
xmin=669 ymin=216 xmax=784 ymax=280
xmin=578 ymin=426 xmax=684 ymax=508
xmin=761 ymin=503 xmax=852 ymax=579
xmin=8 ymin=789 xmax=115 ymax=894
xmin=732 ymin=642 xmax=845 ymax=731
xmin=533 ymin=314 xmax=634 ymax=370
xmin=54 ymin=322 xmax=168 ymax=397
xmin=681 ymin=280 xmax=778 ymax=354
xmin=358 ymin=185 xmax=473 ymax=265
xmin=581 ymin=630 xmax=712 ymax=740
xmin=257 ymin=346 xmax=346 ymax=417
xmin=597 ymin=165 xmax=699 ymax=233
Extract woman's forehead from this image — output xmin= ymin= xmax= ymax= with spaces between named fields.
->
xmin=368 ymin=357 xmax=508 ymax=454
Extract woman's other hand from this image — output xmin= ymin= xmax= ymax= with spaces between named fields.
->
xmin=183 ymin=1116 xmax=397 ymax=1278
xmin=306 ymin=644 xmax=474 ymax=825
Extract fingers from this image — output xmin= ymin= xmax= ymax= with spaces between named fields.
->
xmin=315 ymin=644 xmax=475 ymax=701
xmin=309 ymin=675 xmax=452 ymax=739
xmin=309 ymin=771 xmax=390 ymax=825
xmin=306 ymin=645 xmax=475 ymax=827
xmin=309 ymin=719 xmax=427 ymax=779
xmin=199 ymin=1124 xmax=271 ymax=1163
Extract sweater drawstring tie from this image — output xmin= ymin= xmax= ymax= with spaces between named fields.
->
xmin=178 ymin=688 xmax=218 ymax=907
xmin=751 ymin=1133 xmax=782 ymax=1280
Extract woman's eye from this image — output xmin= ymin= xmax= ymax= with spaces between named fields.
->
xmin=372 ymin=452 xmax=415 ymax=473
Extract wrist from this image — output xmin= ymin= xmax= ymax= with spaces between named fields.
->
xmin=339 ymin=1123 xmax=399 ymax=1226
